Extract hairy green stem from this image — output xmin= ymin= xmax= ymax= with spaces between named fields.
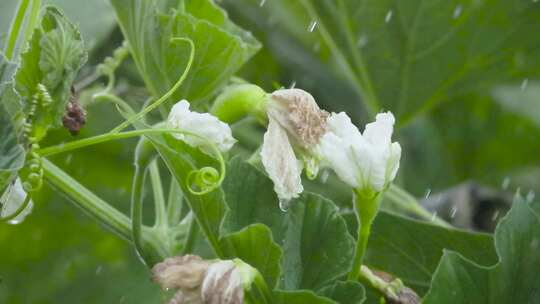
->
xmin=348 ymin=192 xmax=381 ymax=280
xmin=181 ymin=214 xmax=198 ymax=254
xmin=149 ymin=160 xmax=167 ymax=229
xmin=23 ymin=0 xmax=41 ymax=44
xmin=109 ymin=38 xmax=195 ymax=134
xmin=38 ymin=128 xmax=201 ymax=156
xmin=167 ymin=179 xmax=184 ymax=226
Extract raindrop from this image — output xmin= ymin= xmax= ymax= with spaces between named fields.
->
xmin=501 ymin=177 xmax=510 ymax=190
xmin=450 ymin=206 xmax=458 ymax=218
xmin=385 ymin=10 xmax=393 ymax=23
xmin=96 ymin=265 xmax=103 ymax=275
xmin=289 ymin=80 xmax=296 ymax=89
xmin=259 ymin=0 xmax=267 ymax=7
xmin=526 ymin=190 xmax=536 ymax=203
xmin=357 ymin=34 xmax=369 ymax=48
xmin=492 ymin=210 xmax=500 ymax=221
xmin=320 ymin=170 xmax=330 ymax=183
xmin=424 ymin=188 xmax=432 ymax=199
xmin=431 ymin=211 xmax=438 ymax=222
xmin=65 ymin=153 xmax=73 ymax=165
xmin=521 ymin=78 xmax=529 ymax=91
xmin=279 ymin=198 xmax=290 ymax=212
xmin=308 ymin=20 xmax=318 ymax=32
xmin=453 ymin=5 xmax=462 ymax=19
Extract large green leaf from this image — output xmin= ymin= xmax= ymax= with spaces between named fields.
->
xmin=364 ymin=210 xmax=497 ymax=295
xmin=423 ymin=196 xmax=540 ymax=303
xmin=273 ymin=290 xmax=336 ymax=304
xmin=14 ymin=6 xmax=87 ymax=140
xmin=110 ymin=0 xmax=260 ymax=105
xmin=148 ymin=133 xmax=227 ymax=256
xmin=220 ymin=224 xmax=282 ymax=289
xmin=225 ymin=0 xmax=540 ymax=124
xmin=0 ymin=54 xmax=24 ymax=194
xmin=222 ymin=157 xmax=355 ymax=291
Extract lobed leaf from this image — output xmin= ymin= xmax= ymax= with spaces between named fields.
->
xmin=423 ymin=196 xmax=540 ymax=303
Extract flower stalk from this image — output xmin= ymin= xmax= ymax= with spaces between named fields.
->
xmin=348 ymin=191 xmax=382 ymax=280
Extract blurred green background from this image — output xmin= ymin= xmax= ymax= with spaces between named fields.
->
xmin=2 ymin=0 xmax=540 ymax=302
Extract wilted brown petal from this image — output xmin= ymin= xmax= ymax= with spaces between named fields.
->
xmin=201 ymin=261 xmax=244 ymax=304
xmin=152 ymin=255 xmax=211 ymax=290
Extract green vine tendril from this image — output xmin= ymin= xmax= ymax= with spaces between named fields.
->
xmin=109 ymin=37 xmax=195 ymax=134
xmin=1 ymin=83 xmax=51 ymax=222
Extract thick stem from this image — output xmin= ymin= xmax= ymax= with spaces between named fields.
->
xmin=348 ymin=191 xmax=382 ymax=280
xmin=42 ymin=158 xmax=166 ymax=255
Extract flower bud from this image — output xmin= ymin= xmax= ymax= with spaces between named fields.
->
xmin=201 ymin=260 xmax=243 ymax=304
xmin=168 ymin=100 xmax=236 ymax=153
xmin=0 ymin=178 xmax=33 ymax=224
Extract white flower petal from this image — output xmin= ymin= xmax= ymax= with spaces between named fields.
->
xmin=362 ymin=112 xmax=395 ymax=147
xmin=318 ymin=111 xmax=401 ymax=193
xmin=261 ymin=118 xmax=304 ymax=201
xmin=318 ymin=131 xmax=359 ymax=188
xmin=0 ymin=178 xmax=33 ymax=224
xmin=387 ymin=142 xmax=401 ymax=182
xmin=168 ymin=100 xmax=236 ymax=153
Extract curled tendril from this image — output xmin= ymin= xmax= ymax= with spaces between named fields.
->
xmin=168 ymin=129 xmax=226 ymax=196
xmin=96 ymin=40 xmax=130 ymax=92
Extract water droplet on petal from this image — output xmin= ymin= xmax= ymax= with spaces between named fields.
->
xmin=308 ymin=20 xmax=318 ymax=32
xmin=385 ymin=10 xmax=393 ymax=23
xmin=453 ymin=5 xmax=462 ymax=19
xmin=279 ymin=198 xmax=290 ymax=212
xmin=521 ymin=78 xmax=529 ymax=91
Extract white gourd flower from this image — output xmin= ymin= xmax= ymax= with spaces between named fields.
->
xmin=168 ymin=100 xmax=236 ymax=153
xmin=0 ymin=178 xmax=33 ymax=224
xmin=317 ymin=111 xmax=401 ymax=194
xmin=260 ymin=89 xmax=328 ymax=203
xmin=201 ymin=260 xmax=244 ymax=304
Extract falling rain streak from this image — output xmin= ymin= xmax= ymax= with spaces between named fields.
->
xmin=385 ymin=10 xmax=393 ymax=23
xmin=453 ymin=5 xmax=462 ymax=19
xmin=308 ymin=21 xmax=317 ymax=32
xmin=521 ymin=78 xmax=529 ymax=91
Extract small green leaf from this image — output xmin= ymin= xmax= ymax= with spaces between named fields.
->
xmin=423 ymin=196 xmax=540 ymax=303
xmin=222 ymin=157 xmax=355 ymax=291
xmin=318 ymin=281 xmax=366 ymax=304
xmin=110 ymin=0 xmax=260 ymax=105
xmin=220 ymin=224 xmax=282 ymax=289
xmin=14 ymin=6 xmax=87 ymax=140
